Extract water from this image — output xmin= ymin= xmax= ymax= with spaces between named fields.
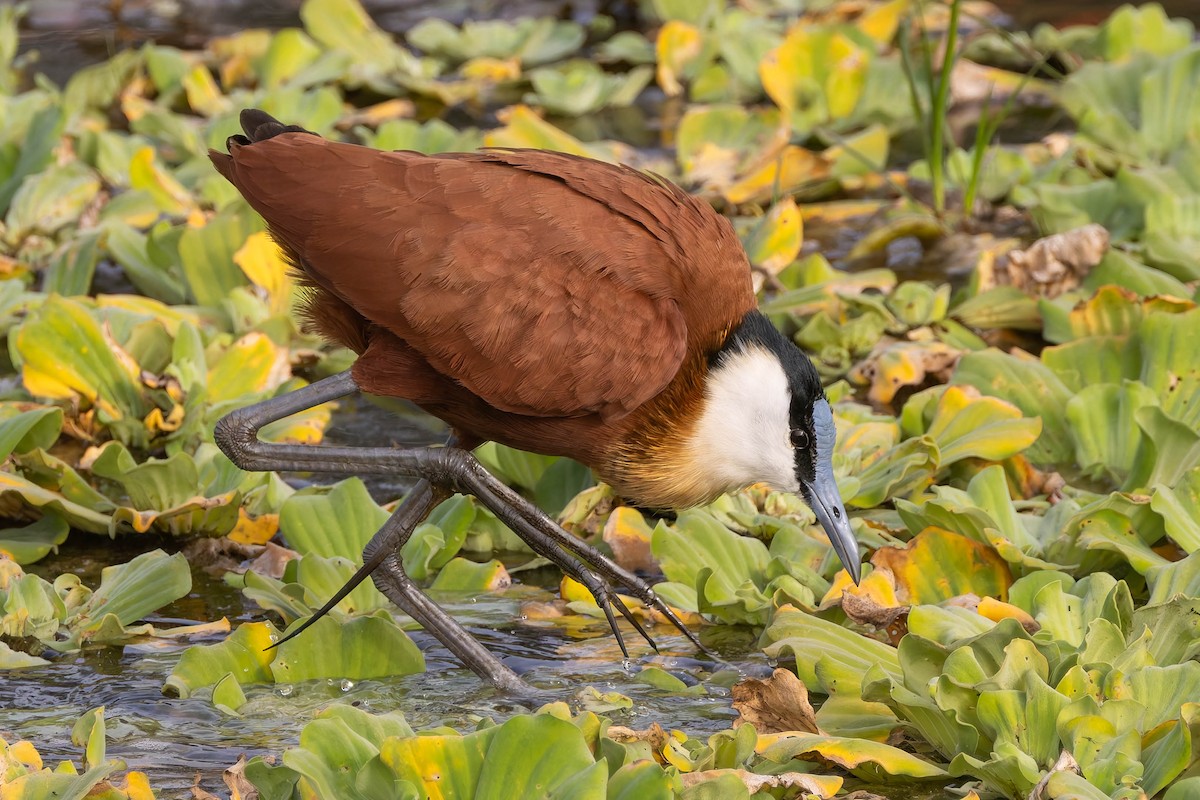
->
xmin=3 ymin=473 xmax=769 ymax=796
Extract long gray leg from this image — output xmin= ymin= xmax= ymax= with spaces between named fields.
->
xmin=269 ymin=476 xmax=529 ymax=693
xmin=215 ymin=371 xmax=708 ymax=677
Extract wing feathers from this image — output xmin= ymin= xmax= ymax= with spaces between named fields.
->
xmin=212 ymin=133 xmax=749 ymax=419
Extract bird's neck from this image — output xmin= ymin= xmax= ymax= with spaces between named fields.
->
xmin=602 ymin=310 xmax=796 ymax=509
xmin=602 ymin=350 xmax=717 ymax=510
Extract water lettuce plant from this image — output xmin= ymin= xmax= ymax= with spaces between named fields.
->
xmin=1 ymin=0 xmax=1200 ymax=797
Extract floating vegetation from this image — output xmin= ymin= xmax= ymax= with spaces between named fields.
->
xmin=1 ymin=0 xmax=1199 ymax=797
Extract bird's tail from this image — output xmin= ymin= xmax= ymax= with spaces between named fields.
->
xmin=209 ymin=109 xmax=314 ymax=181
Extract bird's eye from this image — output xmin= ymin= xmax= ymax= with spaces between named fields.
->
xmin=790 ymin=429 xmax=809 ymax=449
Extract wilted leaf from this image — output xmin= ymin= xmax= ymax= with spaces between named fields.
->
xmin=873 ymin=527 xmax=1012 ymax=604
xmin=756 ymin=731 xmax=948 ymax=779
xmin=1004 ymin=224 xmax=1110 ymax=298
xmin=732 ymin=667 xmax=821 ymax=734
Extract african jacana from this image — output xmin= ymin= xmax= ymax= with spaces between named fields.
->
xmin=211 ymin=109 xmax=860 ymax=692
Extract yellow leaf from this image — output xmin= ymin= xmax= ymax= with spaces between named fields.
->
xmin=129 ymin=147 xmax=194 ymax=215
xmin=977 ymin=596 xmax=1036 ymax=628
xmin=260 ymin=402 xmax=332 ymax=444
xmin=229 ymin=509 xmax=279 ymax=545
xmin=144 ymin=402 xmax=185 ymax=433
xmin=760 ymin=28 xmax=814 ymax=118
xmin=856 ymin=0 xmax=909 ymax=45
xmin=743 ymin=198 xmax=803 ymax=274
xmin=820 ymin=566 xmax=901 ymax=608
xmin=756 ymin=732 xmax=947 ymax=777
xmin=338 ymin=98 xmax=417 ymax=127
xmin=656 ymin=20 xmax=704 ymax=96
xmin=220 ymin=53 xmax=255 ymax=90
xmin=234 ymin=231 xmax=294 ymax=315
xmin=206 ymin=333 xmax=290 ymax=403
xmin=560 ymin=575 xmax=594 ymax=605
xmin=483 ymin=105 xmax=595 ymax=158
xmin=825 ymin=32 xmax=867 ymax=119
xmin=461 ymin=57 xmax=521 ymax=82
xmin=182 ymin=63 xmax=229 ymax=117
xmin=9 ymin=739 xmax=42 ymax=769
xmin=761 ymin=25 xmax=870 ymax=125
xmin=125 ymin=771 xmax=156 ymax=800
xmin=662 ymin=734 xmax=695 ymax=772
xmin=121 ymin=92 xmax=151 ymax=123
xmin=723 ymin=145 xmax=830 ymax=205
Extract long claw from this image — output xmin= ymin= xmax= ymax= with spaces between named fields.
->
xmin=594 ymin=585 xmax=630 ymax=659
xmin=611 ymin=593 xmax=658 ymax=653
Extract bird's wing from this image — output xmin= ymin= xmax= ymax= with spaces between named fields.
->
xmin=217 ymin=136 xmax=741 ymax=419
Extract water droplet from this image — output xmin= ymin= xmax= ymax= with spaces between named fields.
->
xmin=340 ymin=679 xmax=354 ymax=692
xmin=276 ymin=684 xmax=293 ymax=697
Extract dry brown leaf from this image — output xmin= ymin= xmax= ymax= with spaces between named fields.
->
xmin=1030 ymin=751 xmax=1082 ymax=800
xmin=841 ymin=591 xmax=909 ymax=644
xmin=607 ymin=722 xmax=672 ymax=765
xmin=848 ymin=340 xmax=961 ymax=407
xmin=223 ymin=755 xmax=259 ymax=800
xmin=1003 ymin=224 xmax=1109 ymax=297
xmin=244 ymin=541 xmax=299 ymax=580
xmin=182 ymin=538 xmax=297 ymax=578
xmin=731 ymin=668 xmax=822 ymax=735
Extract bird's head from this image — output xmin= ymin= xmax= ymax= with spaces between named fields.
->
xmin=691 ymin=311 xmax=861 ymax=582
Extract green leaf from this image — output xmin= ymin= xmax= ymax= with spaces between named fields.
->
xmin=1127 ymin=405 xmax=1200 ymax=491
xmin=652 ymin=510 xmax=771 ymax=624
xmin=608 ymin=760 xmax=672 ymax=800
xmin=4 ymin=161 xmax=101 ymax=245
xmin=429 ymin=558 xmax=509 ymax=593
xmin=62 ymin=49 xmax=141 ymax=115
xmin=301 ymin=0 xmax=422 ymax=86
xmin=761 ymin=605 xmax=902 ymax=695
xmin=953 ymin=349 xmax=1075 ymax=463
xmin=1138 ymin=307 xmax=1200 ymax=429
xmin=70 ymin=706 xmax=106 ymax=770
xmin=271 ymin=612 xmax=424 ymax=682
xmin=261 ymin=28 xmax=323 ymax=89
xmin=212 ymin=671 xmax=248 ymax=715
xmin=1152 ymin=467 xmax=1200 ymax=553
xmin=0 ymin=104 xmax=64 ymax=215
xmin=72 ymin=549 xmax=191 ymax=635
xmin=278 ymin=478 xmax=389 ymax=560
xmin=1066 ymin=380 xmax=1159 ymax=484
xmin=102 ymin=221 xmax=189 ymax=304
xmin=0 ymin=513 xmax=69 ymax=565
xmin=408 ymin=17 xmax=585 ymax=66
xmin=473 ymin=714 xmax=601 ymax=799
xmin=847 ymin=436 xmax=938 ymax=509
xmin=164 ymin=621 xmax=279 ymax=698
xmin=178 ymin=211 xmax=260 ymax=307
xmin=528 ymin=60 xmax=652 ymax=116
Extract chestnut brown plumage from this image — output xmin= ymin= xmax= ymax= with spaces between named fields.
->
xmin=210 ymin=109 xmax=859 ymax=692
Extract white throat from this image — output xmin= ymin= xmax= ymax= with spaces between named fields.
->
xmin=688 ymin=345 xmax=799 ymax=496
